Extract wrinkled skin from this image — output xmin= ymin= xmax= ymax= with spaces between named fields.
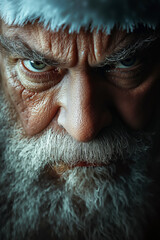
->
xmin=0 ymin=22 xmax=160 ymax=141
xmin=0 ymin=20 xmax=160 ymax=240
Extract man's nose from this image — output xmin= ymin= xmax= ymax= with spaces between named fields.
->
xmin=57 ymin=70 xmax=112 ymax=142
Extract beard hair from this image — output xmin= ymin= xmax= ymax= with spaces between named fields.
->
xmin=0 ymin=86 xmax=159 ymax=240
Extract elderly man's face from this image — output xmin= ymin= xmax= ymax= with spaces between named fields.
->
xmin=1 ymin=22 xmax=160 ymax=140
xmin=0 ymin=20 xmax=160 ymax=240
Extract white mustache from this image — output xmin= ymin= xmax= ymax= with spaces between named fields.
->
xmin=9 ymin=119 xmax=152 ymax=170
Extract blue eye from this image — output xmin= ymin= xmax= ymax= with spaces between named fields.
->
xmin=115 ymin=57 xmax=138 ymax=69
xmin=30 ymin=61 xmax=46 ymax=70
xmin=22 ymin=60 xmax=53 ymax=72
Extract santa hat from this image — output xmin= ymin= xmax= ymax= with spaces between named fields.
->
xmin=0 ymin=0 xmax=160 ymax=33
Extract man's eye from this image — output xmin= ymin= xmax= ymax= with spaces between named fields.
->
xmin=115 ymin=57 xmax=138 ymax=69
xmin=104 ymin=55 xmax=146 ymax=89
xmin=22 ymin=60 xmax=53 ymax=72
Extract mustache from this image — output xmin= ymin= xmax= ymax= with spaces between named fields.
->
xmin=8 ymin=118 xmax=152 ymax=168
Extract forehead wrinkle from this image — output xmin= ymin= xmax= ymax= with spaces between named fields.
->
xmin=29 ymin=27 xmax=78 ymax=67
xmin=75 ymin=29 xmax=112 ymax=66
xmin=30 ymin=29 xmax=75 ymax=66
xmin=51 ymin=30 xmax=77 ymax=67
xmin=37 ymin=25 xmax=47 ymax=58
xmin=76 ymin=30 xmax=89 ymax=64
xmin=92 ymin=30 xmax=112 ymax=63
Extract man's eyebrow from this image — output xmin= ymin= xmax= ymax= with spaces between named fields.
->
xmin=102 ymin=33 xmax=159 ymax=66
xmin=0 ymin=36 xmax=61 ymax=66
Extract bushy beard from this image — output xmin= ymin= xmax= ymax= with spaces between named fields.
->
xmin=0 ymin=87 xmax=159 ymax=240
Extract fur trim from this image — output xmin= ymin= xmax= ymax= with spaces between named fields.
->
xmin=0 ymin=0 xmax=160 ymax=33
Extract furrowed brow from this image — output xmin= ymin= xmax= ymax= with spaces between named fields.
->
xmin=0 ymin=36 xmax=60 ymax=66
xmin=0 ymin=32 xmax=159 ymax=68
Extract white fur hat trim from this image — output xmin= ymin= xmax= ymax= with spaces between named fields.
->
xmin=0 ymin=0 xmax=160 ymax=33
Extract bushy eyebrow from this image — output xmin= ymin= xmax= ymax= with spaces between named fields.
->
xmin=0 ymin=33 xmax=159 ymax=67
xmin=102 ymin=34 xmax=159 ymax=66
xmin=0 ymin=36 xmax=60 ymax=66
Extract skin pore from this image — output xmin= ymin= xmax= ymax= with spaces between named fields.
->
xmin=0 ymin=20 xmax=160 ymax=240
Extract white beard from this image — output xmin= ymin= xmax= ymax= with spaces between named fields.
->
xmin=0 ymin=86 xmax=160 ymax=240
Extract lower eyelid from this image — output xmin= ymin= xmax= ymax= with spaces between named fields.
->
xmin=105 ymin=64 xmax=147 ymax=89
xmin=109 ymin=71 xmax=143 ymax=82
xmin=15 ymin=60 xmax=63 ymax=91
xmin=15 ymin=71 xmax=55 ymax=92
xmin=111 ymin=62 xmax=142 ymax=71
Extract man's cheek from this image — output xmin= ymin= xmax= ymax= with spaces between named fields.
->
xmin=6 ymin=73 xmax=59 ymax=135
xmin=111 ymin=74 xmax=160 ymax=130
